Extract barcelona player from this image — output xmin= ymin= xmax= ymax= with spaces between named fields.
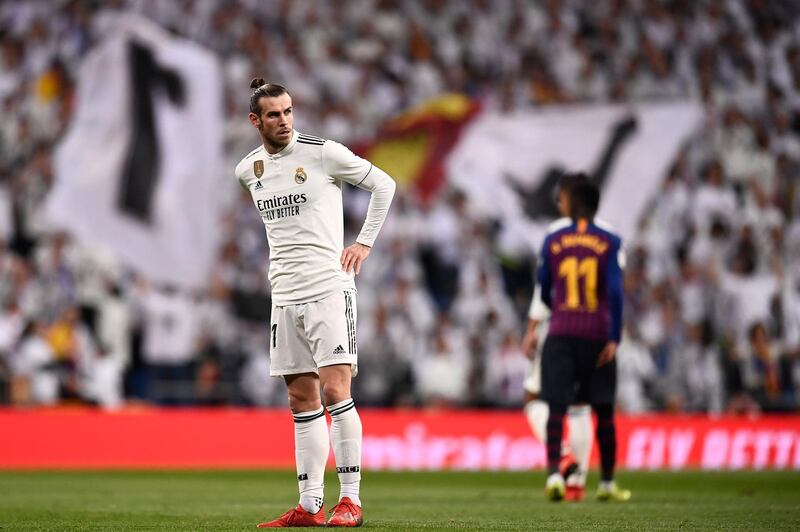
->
xmin=536 ymin=181 xmax=631 ymax=502
xmin=522 ymin=173 xmax=595 ymax=502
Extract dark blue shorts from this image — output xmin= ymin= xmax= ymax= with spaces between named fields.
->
xmin=541 ymin=335 xmax=616 ymax=407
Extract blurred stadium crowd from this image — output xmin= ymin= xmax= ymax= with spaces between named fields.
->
xmin=1 ymin=0 xmax=799 ymax=413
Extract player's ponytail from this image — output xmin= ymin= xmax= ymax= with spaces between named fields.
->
xmin=249 ymin=78 xmax=290 ymax=114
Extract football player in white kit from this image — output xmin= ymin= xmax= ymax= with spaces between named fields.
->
xmin=236 ymin=80 xmax=395 ymax=528
xmin=521 ymin=173 xmax=594 ymax=502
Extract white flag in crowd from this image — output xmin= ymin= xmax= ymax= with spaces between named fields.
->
xmin=45 ymin=15 xmax=224 ymax=289
xmin=447 ymin=102 xmax=703 ymax=251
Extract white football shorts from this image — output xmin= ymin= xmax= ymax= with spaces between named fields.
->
xmin=269 ymin=289 xmax=358 ymax=377
xmin=523 ymin=354 xmax=542 ymax=395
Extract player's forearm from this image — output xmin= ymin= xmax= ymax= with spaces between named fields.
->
xmin=355 ymin=166 xmax=396 ymax=247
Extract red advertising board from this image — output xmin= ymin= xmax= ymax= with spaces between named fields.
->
xmin=1 ymin=408 xmax=799 ymax=470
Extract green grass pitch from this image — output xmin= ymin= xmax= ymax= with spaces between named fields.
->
xmin=1 ymin=470 xmax=798 ymax=531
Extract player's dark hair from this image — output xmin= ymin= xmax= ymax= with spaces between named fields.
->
xmin=553 ymin=171 xmax=589 ymax=206
xmin=557 ymin=171 xmax=590 ymax=193
xmin=569 ymin=182 xmax=600 ymax=220
xmin=249 ymin=78 xmax=290 ymax=114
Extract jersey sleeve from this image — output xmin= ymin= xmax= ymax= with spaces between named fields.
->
xmin=527 ymin=284 xmax=552 ymax=321
xmin=322 ymin=141 xmax=397 ymax=247
xmin=322 ymin=141 xmax=373 ymax=186
xmin=606 ymin=236 xmax=624 ymax=343
xmin=536 ymin=236 xmax=553 ymax=310
xmin=234 ymin=159 xmax=249 ymax=192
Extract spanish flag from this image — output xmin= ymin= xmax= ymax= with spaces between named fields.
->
xmin=352 ymin=93 xmax=479 ymax=203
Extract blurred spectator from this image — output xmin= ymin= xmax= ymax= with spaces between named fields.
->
xmin=413 ymin=314 xmax=470 ymax=407
xmin=482 ymin=331 xmax=527 ymax=407
xmin=714 ymin=225 xmax=779 ymax=342
xmin=78 ymin=341 xmax=124 ymax=409
xmin=354 ymin=302 xmax=414 ymax=406
xmin=46 ymin=306 xmax=98 ymax=400
xmin=616 ymin=327 xmax=658 ymax=413
xmin=666 ymin=321 xmax=724 ymax=414
xmin=136 ymin=283 xmax=199 ymax=405
xmin=722 ymin=339 xmax=761 ymax=416
xmin=745 ymin=322 xmax=796 ymax=412
xmin=9 ymin=320 xmax=57 ymax=405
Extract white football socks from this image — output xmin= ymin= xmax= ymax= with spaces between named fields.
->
xmin=524 ymin=399 xmax=549 ymax=444
xmin=293 ymin=406 xmax=328 ymax=514
xmin=567 ymin=404 xmax=593 ymax=486
xmin=328 ymin=398 xmax=362 ymax=507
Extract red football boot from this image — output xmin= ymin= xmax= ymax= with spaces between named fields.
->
xmin=257 ymin=504 xmax=326 ymax=528
xmin=558 ymin=454 xmax=579 ymax=481
xmin=564 ymin=485 xmax=585 ymax=502
xmin=326 ymin=497 xmax=363 ymax=527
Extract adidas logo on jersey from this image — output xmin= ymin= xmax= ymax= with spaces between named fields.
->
xmin=254 ymin=180 xmax=263 ymax=190
xmin=333 ymin=345 xmax=346 ymax=355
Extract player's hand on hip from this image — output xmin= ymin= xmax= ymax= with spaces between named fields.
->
xmin=597 ymin=341 xmax=618 ymax=367
xmin=341 ymin=242 xmax=371 ymax=275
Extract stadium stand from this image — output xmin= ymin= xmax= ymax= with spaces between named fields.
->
xmin=0 ymin=0 xmax=798 ymax=414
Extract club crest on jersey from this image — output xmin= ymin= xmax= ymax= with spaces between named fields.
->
xmin=294 ymin=167 xmax=307 ymax=184
xmin=253 ymin=160 xmax=264 ymax=178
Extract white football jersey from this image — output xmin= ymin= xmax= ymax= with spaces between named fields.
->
xmin=235 ymin=131 xmax=395 ymax=306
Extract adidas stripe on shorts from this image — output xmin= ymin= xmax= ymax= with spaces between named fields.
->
xmin=269 ymin=289 xmax=358 ymax=377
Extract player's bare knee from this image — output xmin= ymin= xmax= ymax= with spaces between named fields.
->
xmin=320 ymin=377 xmax=351 ymax=406
xmin=286 ymin=388 xmax=321 ymax=413
xmin=319 ymin=365 xmax=352 ymax=405
xmin=285 ymin=374 xmax=322 ymax=413
xmin=321 ymin=380 xmax=350 ymax=406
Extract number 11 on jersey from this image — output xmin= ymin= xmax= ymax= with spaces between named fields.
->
xmin=558 ymin=256 xmax=598 ymax=311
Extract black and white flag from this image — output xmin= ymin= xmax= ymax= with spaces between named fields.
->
xmin=46 ymin=15 xmax=224 ymax=289
xmin=446 ymin=102 xmax=703 ymax=251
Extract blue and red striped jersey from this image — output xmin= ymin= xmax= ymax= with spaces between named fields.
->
xmin=536 ymin=219 xmax=623 ymax=342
